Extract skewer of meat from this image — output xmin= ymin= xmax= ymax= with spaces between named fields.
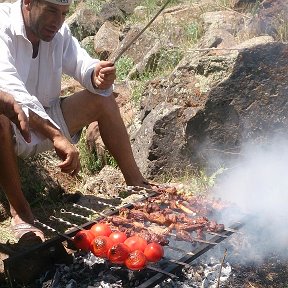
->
xmin=119 ymin=207 xmax=225 ymax=234
xmin=106 ymin=215 xmax=218 ymax=245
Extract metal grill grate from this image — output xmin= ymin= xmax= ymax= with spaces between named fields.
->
xmin=3 ymin=189 xmax=246 ymax=288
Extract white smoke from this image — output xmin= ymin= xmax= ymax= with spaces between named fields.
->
xmin=214 ymin=137 xmax=288 ymax=262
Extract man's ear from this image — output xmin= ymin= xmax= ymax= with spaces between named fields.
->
xmin=23 ymin=0 xmax=32 ymax=11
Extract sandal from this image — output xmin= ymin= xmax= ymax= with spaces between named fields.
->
xmin=11 ymin=222 xmax=45 ymax=242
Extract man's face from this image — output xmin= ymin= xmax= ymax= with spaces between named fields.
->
xmin=25 ymin=0 xmax=70 ymax=42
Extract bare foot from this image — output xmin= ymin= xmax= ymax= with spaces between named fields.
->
xmin=10 ymin=217 xmax=45 ymax=242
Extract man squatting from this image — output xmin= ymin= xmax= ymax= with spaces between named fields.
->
xmin=0 ymin=0 xmax=149 ymax=241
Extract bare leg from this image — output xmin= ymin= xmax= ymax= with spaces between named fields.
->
xmin=61 ymin=90 xmax=148 ymax=186
xmin=0 ymin=115 xmax=43 ymax=240
xmin=0 ymin=115 xmax=33 ymax=222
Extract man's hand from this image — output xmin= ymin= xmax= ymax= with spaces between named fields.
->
xmin=53 ymin=135 xmax=81 ymax=176
xmin=92 ymin=61 xmax=116 ymax=90
xmin=0 ymin=91 xmax=30 ymax=142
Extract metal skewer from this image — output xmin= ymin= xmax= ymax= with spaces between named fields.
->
xmin=223 ymin=227 xmax=242 ymax=234
xmin=72 ymin=203 xmax=110 ymax=217
xmin=163 ymin=257 xmax=192 ymax=268
xmin=206 ymin=231 xmax=228 ymax=238
xmin=34 ymin=219 xmax=73 ymax=242
xmin=60 ymin=209 xmax=91 ymax=221
xmin=165 ymin=245 xmax=195 ymax=256
xmin=72 ymin=202 xmax=133 ymax=217
xmin=146 ymin=265 xmax=178 ymax=280
xmin=168 ymin=232 xmax=217 ymax=245
xmin=49 ymin=215 xmax=88 ymax=231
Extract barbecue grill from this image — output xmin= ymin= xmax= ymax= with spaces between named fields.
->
xmin=3 ymin=186 xmax=246 ymax=288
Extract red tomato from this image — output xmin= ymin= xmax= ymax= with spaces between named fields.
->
xmin=144 ymin=242 xmax=164 ymax=262
xmin=90 ymin=223 xmax=112 ymax=237
xmin=108 ymin=243 xmax=130 ymax=264
xmin=125 ymin=250 xmax=147 ymax=271
xmin=90 ymin=236 xmax=113 ymax=258
xmin=72 ymin=229 xmax=94 ymax=252
xmin=124 ymin=236 xmax=147 ymax=252
xmin=109 ymin=231 xmax=127 ymax=244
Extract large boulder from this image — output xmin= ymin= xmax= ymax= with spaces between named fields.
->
xmin=132 ymin=41 xmax=288 ymax=177
xmin=66 ymin=5 xmax=103 ymax=41
xmin=185 ymin=42 xmax=288 ymax=167
xmin=94 ymin=21 xmax=120 ymax=60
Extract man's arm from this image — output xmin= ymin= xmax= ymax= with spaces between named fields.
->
xmin=0 ymin=90 xmax=30 ymax=143
xmin=29 ymin=111 xmax=80 ymax=176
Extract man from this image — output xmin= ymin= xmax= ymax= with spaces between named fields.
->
xmin=0 ymin=0 xmax=148 ymax=241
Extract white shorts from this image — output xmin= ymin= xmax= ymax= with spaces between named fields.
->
xmin=13 ymin=99 xmax=81 ymax=159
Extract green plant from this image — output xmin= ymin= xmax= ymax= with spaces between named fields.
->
xmin=77 ymin=129 xmax=117 ymax=174
xmin=274 ymin=17 xmax=288 ymax=42
xmin=143 ymin=0 xmax=182 ymax=17
xmin=85 ymin=0 xmax=106 ymax=13
xmin=156 ymin=167 xmax=226 ymax=196
xmin=131 ymin=78 xmax=148 ymax=104
xmin=67 ymin=1 xmax=77 ymax=17
xmin=129 ymin=49 xmax=182 ymax=104
xmin=215 ymin=0 xmax=234 ymax=9
xmin=249 ymin=0 xmax=261 ymax=16
xmin=126 ymin=0 xmax=182 ymax=26
xmin=185 ymin=21 xmax=203 ymax=44
xmin=116 ymin=56 xmax=134 ymax=80
xmin=155 ymin=48 xmax=183 ymax=72
xmin=81 ymin=39 xmax=99 ymax=58
xmin=130 ymin=69 xmax=161 ymax=104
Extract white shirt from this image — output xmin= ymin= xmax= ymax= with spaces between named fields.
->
xmin=0 ymin=0 xmax=113 ymax=130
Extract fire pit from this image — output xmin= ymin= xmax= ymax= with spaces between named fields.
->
xmin=3 ymin=186 xmax=246 ymax=288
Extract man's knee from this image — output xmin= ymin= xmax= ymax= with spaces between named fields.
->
xmin=87 ymin=91 xmax=120 ymax=118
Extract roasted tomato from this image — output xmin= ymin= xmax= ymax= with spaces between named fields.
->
xmin=144 ymin=242 xmax=164 ymax=262
xmin=125 ymin=250 xmax=147 ymax=271
xmin=108 ymin=243 xmax=130 ymax=264
xmin=109 ymin=231 xmax=127 ymax=244
xmin=90 ymin=223 xmax=112 ymax=237
xmin=72 ymin=229 xmax=94 ymax=252
xmin=124 ymin=236 xmax=147 ymax=252
xmin=90 ymin=235 xmax=113 ymax=258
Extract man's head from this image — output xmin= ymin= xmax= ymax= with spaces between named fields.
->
xmin=22 ymin=0 xmax=71 ymax=44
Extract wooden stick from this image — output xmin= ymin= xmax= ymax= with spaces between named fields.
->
xmin=110 ymin=0 xmax=173 ymax=63
xmin=216 ymin=248 xmax=227 ymax=288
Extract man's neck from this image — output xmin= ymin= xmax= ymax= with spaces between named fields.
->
xmin=32 ymin=42 xmax=39 ymax=58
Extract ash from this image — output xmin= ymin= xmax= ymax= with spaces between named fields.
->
xmin=156 ymin=257 xmax=231 ymax=288
xmin=38 ymin=251 xmax=155 ymax=288
xmin=38 ymin=244 xmax=232 ymax=288
xmin=38 ymin=255 xmax=231 ymax=288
